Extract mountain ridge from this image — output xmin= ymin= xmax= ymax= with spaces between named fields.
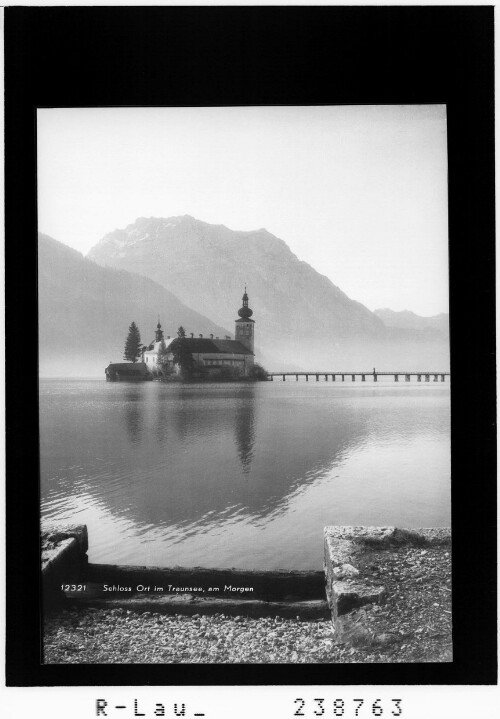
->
xmin=38 ymin=233 xmax=237 ymax=376
xmin=374 ymin=308 xmax=449 ymax=334
xmin=88 ymin=216 xmax=383 ymax=333
xmin=87 ymin=215 xmax=449 ymax=371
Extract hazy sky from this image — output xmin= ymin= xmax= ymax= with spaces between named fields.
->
xmin=38 ymin=105 xmax=449 ymax=316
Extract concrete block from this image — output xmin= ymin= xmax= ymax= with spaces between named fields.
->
xmin=324 ymin=525 xmax=451 ymax=647
xmin=324 ymin=526 xmax=388 ymax=619
xmin=41 ymin=524 xmax=88 ymax=573
xmin=41 ymin=524 xmax=89 ymax=609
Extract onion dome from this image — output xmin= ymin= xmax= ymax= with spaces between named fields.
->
xmin=238 ymin=305 xmax=253 ymax=319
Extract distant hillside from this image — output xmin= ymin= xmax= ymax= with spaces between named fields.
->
xmin=87 ymin=215 xmax=449 ymax=370
xmin=375 ymin=308 xmax=449 ymax=336
xmin=38 ymin=233 xmax=231 ymax=376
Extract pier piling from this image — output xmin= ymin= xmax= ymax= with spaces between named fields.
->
xmin=267 ymin=371 xmax=449 ymax=383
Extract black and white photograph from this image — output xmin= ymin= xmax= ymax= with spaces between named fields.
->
xmin=4 ymin=6 xmax=496 ymax=713
xmin=38 ymin=104 xmax=452 ymax=665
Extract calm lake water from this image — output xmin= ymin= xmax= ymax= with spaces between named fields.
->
xmin=40 ymin=379 xmax=450 ymax=570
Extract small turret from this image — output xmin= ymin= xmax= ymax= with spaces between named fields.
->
xmin=155 ymin=317 xmax=164 ymax=343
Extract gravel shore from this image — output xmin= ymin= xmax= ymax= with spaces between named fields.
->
xmin=44 ymin=604 xmax=450 ymax=665
xmin=45 ymin=610 xmax=339 ymax=664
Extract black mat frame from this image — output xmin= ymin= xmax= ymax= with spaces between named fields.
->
xmin=4 ymin=6 xmax=496 ymax=686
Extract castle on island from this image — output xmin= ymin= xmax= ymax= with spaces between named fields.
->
xmin=105 ymin=289 xmax=255 ymax=381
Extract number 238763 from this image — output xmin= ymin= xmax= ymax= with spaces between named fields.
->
xmin=294 ymin=698 xmax=402 ymax=717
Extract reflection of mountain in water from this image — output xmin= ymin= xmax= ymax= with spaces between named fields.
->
xmin=41 ymin=383 xmax=370 ymax=532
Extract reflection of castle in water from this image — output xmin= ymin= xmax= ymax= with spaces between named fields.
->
xmin=124 ymin=390 xmax=143 ymax=444
xmin=122 ymin=383 xmax=256 ymax=475
xmin=154 ymin=388 xmax=169 ymax=445
xmin=96 ymin=383 xmax=370 ymax=530
xmin=234 ymin=389 xmax=255 ymax=475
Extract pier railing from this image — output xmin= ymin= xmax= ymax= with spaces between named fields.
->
xmin=267 ymin=372 xmax=450 ymax=382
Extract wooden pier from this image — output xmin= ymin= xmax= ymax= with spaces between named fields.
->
xmin=267 ymin=372 xmax=450 ymax=382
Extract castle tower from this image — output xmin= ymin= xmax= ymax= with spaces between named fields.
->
xmin=155 ymin=318 xmax=164 ymax=343
xmin=235 ymin=286 xmax=255 ymax=354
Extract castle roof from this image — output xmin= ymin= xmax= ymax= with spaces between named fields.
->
xmin=211 ymin=338 xmax=253 ymax=355
xmin=106 ymin=362 xmax=149 ymax=375
xmin=143 ymin=336 xmax=253 ymax=356
xmin=183 ymin=337 xmax=253 ymax=355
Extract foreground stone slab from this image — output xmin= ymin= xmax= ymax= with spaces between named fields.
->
xmin=324 ymin=526 xmax=451 ymax=650
xmin=42 ymin=524 xmax=88 ymax=573
xmin=41 ymin=524 xmax=89 ymax=608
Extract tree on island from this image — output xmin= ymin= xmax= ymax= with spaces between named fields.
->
xmin=123 ymin=321 xmax=142 ymax=363
xmin=156 ymin=338 xmax=170 ymax=376
xmin=171 ymin=325 xmax=195 ymax=379
xmin=248 ymin=362 xmax=269 ymax=380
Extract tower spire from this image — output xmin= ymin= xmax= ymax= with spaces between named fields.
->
xmin=155 ymin=316 xmax=164 ymax=343
xmin=238 ymin=286 xmax=252 ymax=317
xmin=235 ymin=287 xmax=255 ymax=355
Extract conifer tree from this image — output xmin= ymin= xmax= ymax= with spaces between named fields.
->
xmin=123 ymin=321 xmax=142 ymax=363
